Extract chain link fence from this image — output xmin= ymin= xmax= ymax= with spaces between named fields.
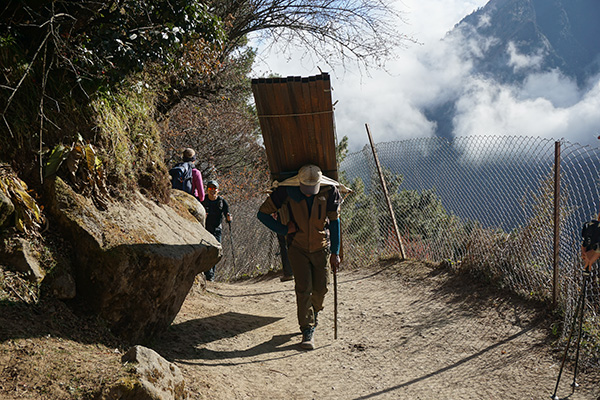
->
xmin=215 ymin=135 xmax=599 ymax=358
xmin=340 ymin=136 xmax=599 ymax=354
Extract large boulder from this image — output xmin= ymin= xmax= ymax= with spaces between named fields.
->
xmin=45 ymin=177 xmax=220 ymax=343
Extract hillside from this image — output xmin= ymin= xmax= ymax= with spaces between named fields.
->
xmin=425 ymin=0 xmax=600 ymax=139
xmin=457 ymin=0 xmax=600 ymax=85
xmin=2 ymin=260 xmax=599 ymax=399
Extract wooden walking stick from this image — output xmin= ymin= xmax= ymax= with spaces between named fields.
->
xmin=333 ymin=220 xmax=344 ymax=340
xmin=333 ymin=257 xmax=338 ymax=340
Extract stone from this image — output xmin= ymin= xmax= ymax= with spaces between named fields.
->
xmin=103 ymin=345 xmax=187 ymax=400
xmin=0 ymin=237 xmax=45 ymax=282
xmin=0 ymin=189 xmax=14 ymax=228
xmin=48 ymin=272 xmax=77 ymax=300
xmin=171 ymin=190 xmax=205 ymax=227
xmin=45 ymin=177 xmax=221 ymax=343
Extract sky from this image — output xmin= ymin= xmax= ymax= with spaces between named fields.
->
xmin=249 ymin=0 xmax=600 ymax=152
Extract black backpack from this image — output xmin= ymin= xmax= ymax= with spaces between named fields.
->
xmin=581 ymin=220 xmax=600 ymax=252
xmin=169 ymin=162 xmax=193 ymax=194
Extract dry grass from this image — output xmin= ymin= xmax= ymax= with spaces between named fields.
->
xmin=0 ymin=284 xmax=128 ymax=400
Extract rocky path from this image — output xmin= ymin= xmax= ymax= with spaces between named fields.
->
xmin=153 ymin=260 xmax=600 ymax=400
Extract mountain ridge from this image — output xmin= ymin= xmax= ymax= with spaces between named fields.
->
xmin=426 ymin=0 xmax=600 ymax=139
xmin=457 ymin=0 xmax=600 ymax=85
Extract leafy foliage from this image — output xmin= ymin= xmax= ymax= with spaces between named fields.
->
xmin=44 ymin=136 xmax=111 ymax=209
xmin=0 ymin=0 xmax=226 ymax=187
xmin=0 ymin=165 xmax=44 ymax=235
xmin=1 ymin=0 xmax=225 ymax=85
xmin=341 ymin=176 xmax=379 ymax=265
xmin=91 ymin=79 xmax=171 ymax=201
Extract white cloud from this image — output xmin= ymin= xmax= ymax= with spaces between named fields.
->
xmin=251 ymin=0 xmax=600 ymax=152
xmin=477 ymin=13 xmax=492 ymax=28
xmin=453 ymin=79 xmax=564 ymax=138
xmin=521 ymin=70 xmax=580 ymax=107
xmin=334 ymin=86 xmax=436 ymax=146
xmin=507 ymin=42 xmax=545 ymax=72
xmin=452 ymin=74 xmax=600 ymax=145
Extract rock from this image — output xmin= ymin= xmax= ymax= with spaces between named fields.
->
xmin=48 ymin=272 xmax=77 ymax=299
xmin=0 ymin=188 xmax=14 ymax=227
xmin=171 ymin=190 xmax=205 ymax=227
xmin=103 ymin=345 xmax=187 ymax=400
xmin=45 ymin=177 xmax=221 ymax=343
xmin=0 ymin=237 xmax=45 ymax=282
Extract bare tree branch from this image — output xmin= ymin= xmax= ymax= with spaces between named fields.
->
xmin=210 ymin=0 xmax=415 ymax=72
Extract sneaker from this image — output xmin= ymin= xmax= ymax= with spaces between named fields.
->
xmin=300 ymin=327 xmax=315 ymax=350
xmin=280 ymin=274 xmax=294 ymax=282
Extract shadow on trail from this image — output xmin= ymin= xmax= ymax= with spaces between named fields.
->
xmin=352 ymin=321 xmax=541 ymax=400
xmin=178 ymin=334 xmax=333 ymax=367
xmin=336 ymin=257 xmax=437 ymax=286
xmin=337 ymin=267 xmax=390 ymax=285
xmin=155 ymin=311 xmax=325 ymax=365
xmin=206 ymin=287 xmax=293 ymax=298
xmin=210 ymin=264 xmax=394 ymax=298
xmin=156 ymin=311 xmax=280 ymax=348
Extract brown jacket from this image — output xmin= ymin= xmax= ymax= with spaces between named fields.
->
xmin=259 ymin=185 xmax=341 ymax=253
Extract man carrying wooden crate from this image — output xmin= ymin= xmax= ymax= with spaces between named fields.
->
xmin=257 ymin=164 xmax=341 ymax=350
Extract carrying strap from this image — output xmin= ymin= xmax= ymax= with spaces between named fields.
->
xmin=285 ymin=200 xmax=297 ymax=246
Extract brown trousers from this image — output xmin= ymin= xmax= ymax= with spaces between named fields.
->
xmin=288 ymin=245 xmax=330 ymax=331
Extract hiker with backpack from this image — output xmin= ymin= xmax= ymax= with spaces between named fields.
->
xmin=169 ymin=148 xmax=205 ymax=202
xmin=201 ymin=179 xmax=232 ymax=281
xmin=256 ymin=164 xmax=341 ymax=350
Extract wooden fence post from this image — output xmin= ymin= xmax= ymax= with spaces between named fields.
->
xmin=365 ymin=124 xmax=406 ymax=260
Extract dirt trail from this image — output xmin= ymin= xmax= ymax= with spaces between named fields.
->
xmin=153 ymin=260 xmax=599 ymax=400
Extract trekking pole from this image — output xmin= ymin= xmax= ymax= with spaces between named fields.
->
xmin=227 ymin=221 xmax=237 ymax=270
xmin=570 ymin=268 xmax=590 ymax=389
xmin=551 ymin=270 xmax=590 ymax=400
xmin=551 ymin=218 xmax=598 ymax=400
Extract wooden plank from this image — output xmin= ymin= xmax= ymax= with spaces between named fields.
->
xmin=300 ymin=76 xmax=318 ymax=173
xmin=279 ymin=77 xmax=303 ymax=173
xmin=319 ymin=74 xmax=338 ymax=180
xmin=265 ymin=77 xmax=288 ymax=177
xmin=251 ymin=73 xmax=338 ymax=182
xmin=288 ymin=76 xmax=310 ymax=172
xmin=308 ymin=75 xmax=325 ymax=175
xmin=252 ymin=78 xmax=279 ymax=176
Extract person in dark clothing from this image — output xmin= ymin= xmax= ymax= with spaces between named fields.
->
xmin=201 ymin=179 xmax=232 ymax=281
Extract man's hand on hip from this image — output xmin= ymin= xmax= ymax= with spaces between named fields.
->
xmin=286 ymin=221 xmax=297 ymax=234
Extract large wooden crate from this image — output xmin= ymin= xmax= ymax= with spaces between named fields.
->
xmin=251 ymin=73 xmax=338 ymax=181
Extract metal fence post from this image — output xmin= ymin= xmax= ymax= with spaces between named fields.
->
xmin=553 ymin=141 xmax=561 ymax=307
